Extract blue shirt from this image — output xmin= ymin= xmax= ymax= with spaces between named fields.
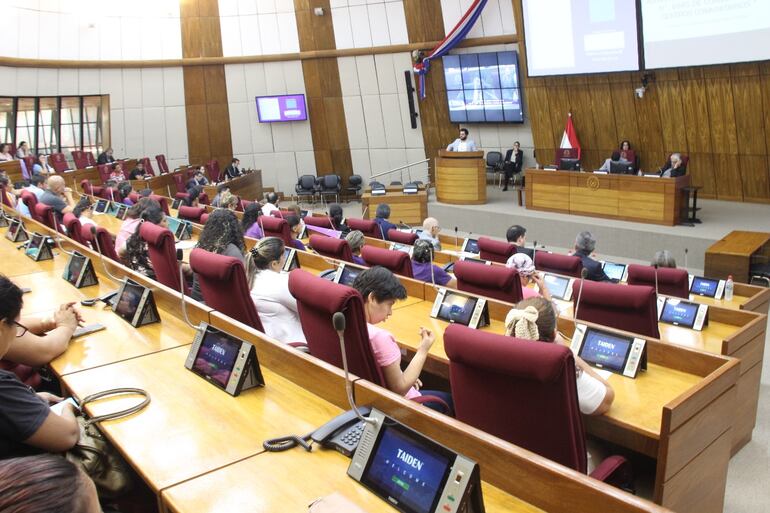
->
xmin=373 ymin=217 xmax=397 ymax=240
xmin=352 ymin=255 xmax=366 ymax=266
xmin=291 ymin=239 xmax=306 ymax=251
xmin=417 ymin=231 xmax=442 ymax=251
xmin=411 ymin=261 xmax=451 ymax=286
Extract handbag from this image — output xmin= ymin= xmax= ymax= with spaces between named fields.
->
xmin=66 ymin=388 xmax=151 ymax=498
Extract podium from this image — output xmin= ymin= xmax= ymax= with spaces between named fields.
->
xmin=435 ymin=150 xmax=486 ymax=205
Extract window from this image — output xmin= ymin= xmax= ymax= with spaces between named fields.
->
xmin=0 ymin=95 xmax=108 ymax=158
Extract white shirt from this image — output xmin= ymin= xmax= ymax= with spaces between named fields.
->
xmin=576 ymin=370 xmax=607 ymax=415
xmin=80 ymin=216 xmax=97 ymax=227
xmin=262 ymin=202 xmax=278 ymax=216
xmin=25 ymin=185 xmax=46 ymax=200
xmin=250 ymin=270 xmax=306 ymax=344
xmin=446 ymin=138 xmax=477 ymax=152
xmin=417 ymin=230 xmax=442 ymax=251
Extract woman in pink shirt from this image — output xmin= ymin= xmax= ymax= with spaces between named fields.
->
xmin=114 ymin=197 xmax=155 ymax=258
xmin=351 ymin=266 xmax=452 ymax=412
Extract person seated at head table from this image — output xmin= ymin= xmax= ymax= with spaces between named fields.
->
xmin=218 ymin=191 xmax=238 ymax=211
xmin=599 ymin=151 xmax=626 ymax=172
xmin=115 ymin=197 xmax=157 ymax=258
xmin=246 ymin=237 xmax=306 ymax=344
xmin=411 ymin=240 xmax=454 ymax=288
xmin=505 ymin=224 xmax=532 ymax=258
xmin=0 ymin=176 xmax=30 ymax=217
xmin=261 ymin=192 xmax=279 ymax=217
xmin=72 ymin=197 xmax=95 ymax=228
xmin=328 ymin=203 xmax=349 ymax=235
xmin=186 ymin=168 xmax=209 ymax=189
xmin=652 ymin=250 xmax=677 ymax=269
xmin=571 ymin=231 xmax=612 ymax=282
xmin=373 ymin=203 xmax=397 ymax=241
xmin=505 ymin=296 xmax=614 ymax=416
xmin=506 ymin=253 xmax=552 ymax=301
xmin=418 ymin=217 xmax=442 ymax=251
xmin=0 ymin=143 xmax=14 ymax=162
xmin=40 ymin=175 xmax=76 ymax=222
xmin=446 ymin=128 xmax=477 ymax=152
xmin=242 ymin=202 xmax=264 ymax=239
xmin=0 ymin=276 xmax=81 ymax=459
xmin=15 ymin=141 xmax=29 ymax=159
xmin=211 ymin=183 xmax=230 ymax=207
xmin=619 ymin=140 xmax=635 ymax=166
xmin=0 ymin=455 xmax=102 ymax=513
xmin=659 ymin=153 xmax=686 ymax=178
xmin=117 ymin=181 xmax=134 ymax=206
xmin=32 ymin=154 xmax=55 ymax=176
xmin=191 ymin=209 xmax=245 ymax=302
xmin=287 ymin=215 xmax=306 ymax=251
xmin=25 ymin=174 xmax=47 ymax=200
xmin=183 ymin=186 xmax=202 ymax=208
xmin=96 ymin=148 xmax=115 ymax=165
xmin=109 ymin=163 xmax=126 ymax=182
xmin=128 ymin=161 xmax=147 ymax=180
xmin=345 ymin=230 xmax=366 ymax=266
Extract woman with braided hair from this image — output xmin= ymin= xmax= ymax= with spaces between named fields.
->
xmin=505 ymin=297 xmax=614 ymax=416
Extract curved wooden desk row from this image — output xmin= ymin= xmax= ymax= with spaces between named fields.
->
xmin=0 ymin=209 xmax=672 ymax=513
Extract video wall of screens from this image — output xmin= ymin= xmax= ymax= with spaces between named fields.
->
xmin=442 ymin=52 xmax=524 ymax=123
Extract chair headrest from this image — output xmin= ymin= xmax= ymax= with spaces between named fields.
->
xmin=454 ymin=260 xmax=518 ymax=287
xmin=387 ymin=229 xmax=418 ymax=245
xmin=361 ymin=245 xmax=410 ymax=267
xmin=310 ymin=234 xmax=349 ymax=253
xmin=178 ymin=205 xmax=204 ymax=218
xmin=478 ymin=236 xmax=515 ymax=256
xmin=34 ymin=203 xmax=52 ymax=214
xmin=139 ymin=221 xmax=174 ymax=246
xmin=574 ymin=281 xmax=655 ymax=309
xmin=347 ymin=218 xmax=376 ymax=232
xmin=288 ymin=269 xmax=362 ymax=315
xmin=627 ymin=264 xmax=688 ymax=284
xmin=305 ymin=216 xmax=332 ymax=228
xmin=190 ymin=248 xmax=243 ymax=281
xmin=260 ymin=215 xmax=287 ymax=230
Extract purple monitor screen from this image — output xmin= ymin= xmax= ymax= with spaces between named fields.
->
xmin=256 ymin=94 xmax=308 ymax=123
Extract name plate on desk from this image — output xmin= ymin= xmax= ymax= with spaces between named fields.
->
xmin=657 ymin=297 xmax=708 ymax=331
xmin=348 ymin=408 xmax=485 ymax=513
xmin=63 ymin=251 xmax=99 ymax=288
xmin=570 ymin=324 xmax=646 ymax=378
xmin=372 ymin=188 xmax=387 ymax=196
xmin=431 ymin=289 xmax=488 ymax=329
xmin=5 ymin=217 xmax=28 ymax=242
xmin=184 ymin=322 xmax=265 ymax=396
xmin=689 ymin=275 xmax=725 ymax=299
xmin=24 ymin=233 xmax=53 ymax=261
xmin=112 ymin=279 xmax=160 ymax=327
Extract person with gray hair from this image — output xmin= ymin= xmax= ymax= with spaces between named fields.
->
xmin=373 ymin=203 xmax=397 ymax=241
xmin=652 ymin=250 xmax=677 ymax=268
xmin=573 ymin=231 xmax=611 ymax=282
xmin=345 ymin=230 xmax=366 ymax=265
xmin=659 ymin=153 xmax=686 ymax=178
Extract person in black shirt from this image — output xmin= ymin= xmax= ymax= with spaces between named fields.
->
xmin=129 ymin=161 xmax=147 ymax=180
xmin=96 ymin=147 xmax=115 ymax=165
xmin=502 ymin=141 xmax=523 ymax=191
xmin=329 ymin=203 xmax=350 ymax=236
xmin=659 ymin=153 xmax=687 ymax=178
xmin=224 ymin=158 xmax=242 ymax=180
xmin=572 ymin=231 xmax=611 ymax=282
xmin=0 ymin=276 xmax=79 ymax=459
xmin=186 ymin=168 xmax=210 ymax=189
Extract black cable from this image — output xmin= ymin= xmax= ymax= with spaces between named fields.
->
xmin=262 ymin=432 xmax=313 ymax=452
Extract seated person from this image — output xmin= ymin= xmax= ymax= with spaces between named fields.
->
xmin=241 ymin=202 xmax=263 ymax=239
xmin=32 ymin=155 xmax=55 ymax=176
xmin=0 ymin=276 xmax=80 ymax=458
xmin=351 ymin=267 xmax=451 ymax=409
xmin=572 ymin=231 xmax=611 ymax=282
xmin=124 ymin=203 xmax=167 ymax=279
xmin=0 ymin=144 xmax=13 ymax=161
xmin=118 ymin=181 xmax=134 ymax=205
xmin=619 ymin=140 xmax=636 ymax=166
xmin=285 ymin=204 xmax=306 ymax=234
xmin=599 ymin=151 xmax=630 ymax=173
xmin=211 ymin=183 xmax=230 ymax=207
xmin=0 ymin=176 xmax=30 ymax=217
xmin=128 ymin=161 xmax=147 ymax=180
xmin=247 ymin=237 xmax=306 ymax=344
xmin=659 ymin=153 xmax=686 ymax=177
xmin=218 ymin=191 xmax=238 ymax=211
xmin=0 ymin=455 xmax=102 ymax=512
xmin=287 ymin=215 xmax=306 ymax=251
xmin=418 ymin=217 xmax=442 ymax=251
xmin=502 ymin=141 xmax=523 ymax=191
xmin=96 ymin=148 xmax=115 ymax=165
xmin=411 ymin=240 xmax=454 ymax=287
xmin=346 ymin=230 xmax=366 ymax=266
xmin=191 ymin=209 xmax=245 ymax=302
xmin=115 ymin=197 xmax=156 ymax=257
xmin=261 ymin=192 xmax=279 ymax=216
xmin=505 ymin=224 xmax=532 ymax=258
xmin=40 ymin=176 xmax=76 ymax=222
xmin=25 ymin=174 xmax=47 ymax=200
xmin=329 ymin=203 xmax=349 ymax=235
xmin=183 ymin=186 xmax=202 ymax=207
xmin=373 ymin=204 xmax=397 ymax=241
xmin=506 ymin=253 xmax=552 ymax=301
xmin=73 ymin=197 xmax=95 ymax=227
xmin=652 ymin=250 xmax=677 ymax=268
xmin=109 ymin=163 xmax=126 ymax=182
xmin=187 ymin=168 xmax=209 ymax=189
xmin=505 ymin=296 xmax=614 ymax=416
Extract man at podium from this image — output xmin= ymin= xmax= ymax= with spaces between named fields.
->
xmin=446 ymin=128 xmax=477 ymax=152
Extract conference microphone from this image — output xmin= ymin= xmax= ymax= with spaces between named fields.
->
xmin=428 ymin=244 xmax=436 ymax=288
xmin=573 ymin=268 xmax=589 ymax=321
xmin=398 ymin=220 xmax=412 ymax=231
xmin=454 ymin=226 xmax=459 ymax=249
xmin=684 ymin=248 xmax=689 ymax=270
xmin=333 ymin=312 xmax=377 ymax=427
xmin=109 ymin=188 xmax=115 ymax=203
xmin=532 ymin=240 xmax=538 ymax=267
xmin=177 ymin=248 xmax=202 ymax=332
xmin=653 ymin=264 xmax=659 ymax=297
xmin=361 ymin=206 xmax=368 ymax=220
xmin=89 ymin=226 xmax=122 ymax=283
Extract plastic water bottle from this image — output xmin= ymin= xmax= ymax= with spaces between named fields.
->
xmin=725 ymin=275 xmax=734 ymax=301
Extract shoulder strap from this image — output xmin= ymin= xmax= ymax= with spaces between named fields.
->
xmin=80 ymin=388 xmax=151 ymax=426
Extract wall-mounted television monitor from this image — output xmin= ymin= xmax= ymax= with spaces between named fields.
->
xmin=442 ymin=52 xmax=524 ymax=123
xmin=256 ymin=94 xmax=308 ymax=123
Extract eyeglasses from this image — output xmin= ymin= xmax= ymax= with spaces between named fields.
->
xmin=13 ymin=321 xmax=28 ymax=337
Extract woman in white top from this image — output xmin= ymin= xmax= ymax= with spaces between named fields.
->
xmin=73 ymin=197 xmax=96 ymax=228
xmin=247 ymin=237 xmax=307 ymax=344
xmin=15 ymin=141 xmax=29 ymax=159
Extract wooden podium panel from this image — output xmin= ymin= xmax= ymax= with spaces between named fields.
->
xmin=362 ymin=190 xmax=427 ymax=225
xmin=435 ymin=150 xmax=486 ymax=205
xmin=204 ymin=170 xmax=263 ymax=201
xmin=526 ymin=169 xmax=690 ymax=226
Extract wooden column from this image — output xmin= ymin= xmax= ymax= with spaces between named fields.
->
xmin=180 ymin=0 xmax=233 ymax=168
xmin=294 ymin=0 xmax=353 ymax=184
xmin=403 ymin=0 xmax=459 ymax=182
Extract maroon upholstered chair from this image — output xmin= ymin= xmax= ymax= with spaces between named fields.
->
xmin=34 ymin=203 xmax=56 ymax=230
xmin=310 ymin=234 xmax=353 ymax=263
xmin=347 ymin=218 xmax=382 ymax=239
xmin=172 ymin=173 xmax=186 ymax=193
xmin=207 ymin=160 xmax=221 ymax=182
xmin=304 ymin=215 xmax=333 ymax=229
xmin=478 ymin=236 xmax=516 ymax=264
xmin=0 ymin=185 xmax=12 ymax=207
xmin=149 ymin=195 xmax=170 ymax=215
xmin=445 ymin=324 xmax=631 ymax=486
xmin=627 ymin=264 xmax=689 ymax=299
xmin=85 ymin=152 xmax=96 ymax=167
xmin=174 ymin=192 xmax=190 ymax=202
xmin=387 ymin=229 xmax=418 ymax=246
xmin=97 ymin=164 xmax=112 ymax=183
xmin=20 ymin=191 xmax=38 ymax=220
xmin=535 ymin=251 xmax=583 ymax=278
xmin=361 ymin=246 xmax=413 ymax=278
xmin=100 ymin=187 xmax=122 ymax=203
xmin=555 ymin=147 xmax=579 ymax=167
xmin=190 ymin=248 xmax=264 ymax=331
xmin=71 ymin=151 xmax=90 ymax=169
xmin=140 ymin=221 xmax=184 ymax=292
xmin=82 ymin=225 xmax=120 ymax=262
xmin=80 ymin=179 xmax=104 ymax=198
xmin=200 ymin=212 xmax=210 ymax=224
xmin=21 ymin=156 xmax=36 ymax=173
xmin=49 ymin=153 xmax=70 ymax=173
xmin=62 ymin=213 xmax=85 ymax=245
xmin=270 ymin=209 xmax=285 ymax=218
xmin=572 ymin=281 xmax=660 ymax=339
xmin=177 ymin=206 xmax=205 ymax=223
xmin=140 ymin=157 xmax=156 ymax=177
xmin=155 ymin=154 xmax=170 ymax=174
xmin=260 ymin=215 xmax=292 ymax=246
xmin=454 ymin=260 xmax=523 ymax=303
xmin=198 ymin=192 xmax=210 ymax=206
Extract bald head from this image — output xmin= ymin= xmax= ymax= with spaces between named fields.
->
xmin=422 ymin=217 xmax=440 ymax=237
xmin=48 ymin=175 xmax=65 ymax=194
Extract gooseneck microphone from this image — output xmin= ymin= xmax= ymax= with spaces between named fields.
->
xmin=333 ymin=312 xmax=377 ymax=427
xmin=399 ymin=220 xmax=412 ymax=231
xmin=89 ymin=226 xmax=121 ymax=282
xmin=532 ymin=240 xmax=538 ymax=267
xmin=573 ymin=268 xmax=589 ymax=321
xmin=177 ymin=248 xmax=202 ymax=332
xmin=454 ymin=226 xmax=459 ymax=249
xmin=52 ymin=216 xmax=75 ymax=257
xmin=653 ymin=263 xmax=659 ymax=297
xmin=684 ymin=248 xmax=689 ymax=270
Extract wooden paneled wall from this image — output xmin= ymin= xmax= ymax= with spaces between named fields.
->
xmin=513 ymin=0 xmax=770 ymax=203
xmin=403 ymin=0 xmax=459 ymax=182
xmin=294 ymin=0 xmax=353 ymax=184
xmin=180 ymin=0 xmax=233 ymax=168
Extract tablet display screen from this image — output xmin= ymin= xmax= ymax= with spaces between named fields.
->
xmin=578 ymin=328 xmax=633 ymax=372
xmin=337 ymin=265 xmax=362 ymax=286
xmin=64 ymin=252 xmax=87 ymax=285
xmin=437 ymin=292 xmax=477 ymax=325
xmin=6 ymin=219 xmax=20 ymax=239
xmin=543 ymin=273 xmax=570 ymax=299
xmin=463 ymin=239 xmax=479 ymax=254
xmin=192 ymin=328 xmax=242 ymax=388
xmin=660 ymin=300 xmax=699 ymax=328
xmin=283 ymin=248 xmax=299 ymax=271
xmin=94 ymin=199 xmax=108 ymax=213
xmin=690 ymin=277 xmax=718 ymax=297
xmin=24 ymin=234 xmax=43 ymax=257
xmin=114 ymin=281 xmax=145 ymax=322
xmin=602 ymin=262 xmax=626 ymax=281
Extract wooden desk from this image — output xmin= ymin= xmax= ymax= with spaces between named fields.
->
xmin=203 ymin=170 xmax=263 ymax=201
xmin=362 ymin=190 xmax=428 ymax=226
xmin=161 ymin=448 xmax=542 ymax=513
xmin=0 ymin=159 xmax=23 ymax=182
xmin=525 ymin=169 xmax=690 ymax=226
xmin=435 ymin=150 xmax=486 ymax=205
xmin=705 ymin=230 xmax=770 ymax=283
xmin=12 ymin=269 xmax=110 ymax=315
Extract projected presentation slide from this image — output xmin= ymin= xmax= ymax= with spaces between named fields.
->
xmin=522 ymin=0 xmax=639 ymax=76
xmin=641 ymin=0 xmax=770 ymax=68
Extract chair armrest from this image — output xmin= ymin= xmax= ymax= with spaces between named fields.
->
xmin=589 ymin=455 xmax=633 ymax=493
